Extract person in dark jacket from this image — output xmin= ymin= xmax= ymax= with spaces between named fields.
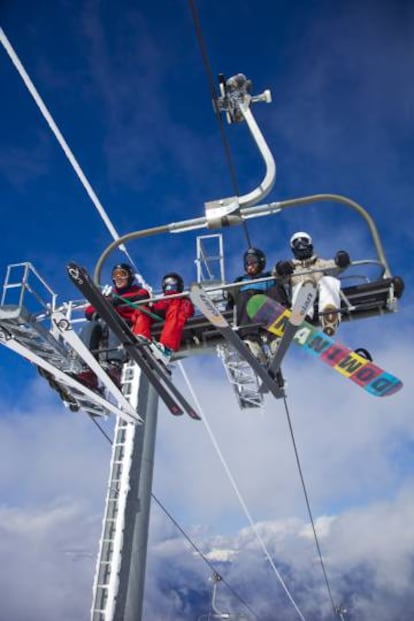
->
xmin=76 ymin=263 xmax=150 ymax=387
xmin=133 ymin=272 xmax=194 ymax=365
xmin=227 ymin=248 xmax=289 ymax=362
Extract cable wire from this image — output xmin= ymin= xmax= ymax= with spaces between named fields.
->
xmin=281 ymin=393 xmax=339 ymax=619
xmin=151 ymin=494 xmax=259 ymax=620
xmin=179 ymin=361 xmax=308 ymax=621
xmin=187 ymin=0 xmax=252 ymax=248
xmin=0 ymin=27 xmax=151 ymax=291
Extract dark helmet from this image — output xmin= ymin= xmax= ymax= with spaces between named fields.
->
xmin=112 ymin=263 xmax=135 ymax=287
xmin=243 ymin=247 xmax=266 ymax=272
xmin=290 ymin=232 xmax=313 ymax=260
xmin=162 ymin=272 xmax=184 ymax=293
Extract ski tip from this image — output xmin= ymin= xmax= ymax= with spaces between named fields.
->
xmin=170 ymin=405 xmax=184 ymax=416
xmin=190 ymin=284 xmax=228 ymax=328
xmin=66 ymin=262 xmax=84 ymax=283
xmin=67 ymin=261 xmax=80 ymax=271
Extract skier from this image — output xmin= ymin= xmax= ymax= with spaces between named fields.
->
xmin=274 ymin=232 xmax=351 ymax=336
xmin=76 ymin=263 xmax=150 ymax=387
xmin=132 ymin=272 xmax=194 ymax=364
xmin=227 ymin=248 xmax=289 ymax=362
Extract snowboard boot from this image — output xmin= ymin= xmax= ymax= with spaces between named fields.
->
xmin=321 ymin=305 xmax=339 ymax=337
xmin=150 ymin=341 xmax=173 ymax=365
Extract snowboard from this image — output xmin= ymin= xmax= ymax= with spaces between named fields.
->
xmin=247 ymin=294 xmax=402 ymax=398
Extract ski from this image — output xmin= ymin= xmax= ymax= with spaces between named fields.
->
xmin=247 ymin=294 xmax=403 ymax=398
xmin=0 ymin=325 xmax=142 ymax=423
xmin=266 ymin=279 xmax=317 ymax=380
xmin=67 ymin=263 xmax=200 ymax=420
xmin=51 ymin=310 xmax=142 ymax=423
xmin=189 ymin=284 xmax=285 ymax=400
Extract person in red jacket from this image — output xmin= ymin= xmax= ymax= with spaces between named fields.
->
xmin=76 ymin=263 xmax=150 ymax=387
xmin=132 ymin=272 xmax=194 ymax=364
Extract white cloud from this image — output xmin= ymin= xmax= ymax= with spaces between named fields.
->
xmin=0 ymin=293 xmax=411 ymax=620
xmin=0 ymin=499 xmax=100 ymax=621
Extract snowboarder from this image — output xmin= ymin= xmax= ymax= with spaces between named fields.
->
xmin=132 ymin=272 xmax=194 ymax=364
xmin=273 ymin=232 xmax=351 ymax=336
xmin=76 ymin=263 xmax=150 ymax=387
xmin=227 ymin=248 xmax=289 ymax=362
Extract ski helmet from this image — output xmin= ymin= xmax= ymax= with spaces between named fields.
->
xmin=112 ymin=263 xmax=135 ymax=287
xmin=243 ymin=248 xmax=266 ymax=272
xmin=289 ymin=232 xmax=313 ymax=260
xmin=162 ymin=272 xmax=184 ymax=293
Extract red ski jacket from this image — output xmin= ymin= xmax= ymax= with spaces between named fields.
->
xmin=85 ymin=284 xmax=150 ymax=324
xmin=133 ymin=292 xmax=194 ymax=351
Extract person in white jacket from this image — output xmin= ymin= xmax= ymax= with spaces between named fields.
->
xmin=273 ymin=231 xmax=351 ymax=336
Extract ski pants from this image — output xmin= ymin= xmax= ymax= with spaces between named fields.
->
xmin=132 ymin=298 xmax=194 ymax=351
xmin=79 ymin=318 xmax=126 ymax=364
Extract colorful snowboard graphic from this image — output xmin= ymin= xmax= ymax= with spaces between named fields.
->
xmin=247 ymin=294 xmax=402 ymax=398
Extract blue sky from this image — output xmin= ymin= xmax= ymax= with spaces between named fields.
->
xmin=1 ymin=1 xmax=414 ymax=620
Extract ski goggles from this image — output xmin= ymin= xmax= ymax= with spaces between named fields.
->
xmin=291 ymin=237 xmax=311 ymax=251
xmin=162 ymin=277 xmax=179 ymax=291
xmin=245 ymin=257 xmax=260 ymax=267
xmin=112 ymin=269 xmax=130 ymax=279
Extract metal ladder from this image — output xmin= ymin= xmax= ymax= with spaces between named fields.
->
xmin=90 ymin=361 xmax=140 ymax=620
xmin=217 ymin=343 xmax=263 ymax=409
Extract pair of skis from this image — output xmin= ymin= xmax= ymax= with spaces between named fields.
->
xmin=189 ymin=281 xmax=318 ymax=400
xmin=67 ymin=263 xmax=200 ymax=420
xmin=0 ymin=323 xmax=143 ymax=424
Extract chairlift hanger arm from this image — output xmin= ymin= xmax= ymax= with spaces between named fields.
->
xmin=205 ymin=73 xmax=275 ymax=228
xmin=219 ymin=73 xmax=275 ymax=207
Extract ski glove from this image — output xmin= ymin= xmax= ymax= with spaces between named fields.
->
xmin=275 ymin=260 xmax=294 ymax=276
xmin=335 ymin=250 xmax=351 ymax=268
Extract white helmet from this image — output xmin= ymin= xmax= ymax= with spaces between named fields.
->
xmin=290 ymin=231 xmax=312 ymax=247
xmin=289 ymin=232 xmax=313 ymax=260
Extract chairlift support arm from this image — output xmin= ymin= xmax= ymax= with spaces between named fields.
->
xmin=205 ymin=72 xmax=275 ymax=228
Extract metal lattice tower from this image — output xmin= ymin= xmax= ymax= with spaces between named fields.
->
xmin=195 ymin=234 xmax=264 ymax=410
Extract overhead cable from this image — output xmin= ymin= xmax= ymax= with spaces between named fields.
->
xmin=179 ymin=361 xmax=307 ymax=621
xmin=0 ymin=27 xmax=150 ymax=289
xmin=187 ymin=0 xmax=252 ymax=248
xmin=282 ymin=394 xmax=339 ymax=619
